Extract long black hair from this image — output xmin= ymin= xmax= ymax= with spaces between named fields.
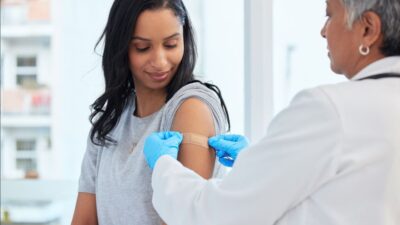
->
xmin=90 ymin=0 xmax=230 ymax=146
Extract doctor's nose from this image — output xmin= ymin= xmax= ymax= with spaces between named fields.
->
xmin=320 ymin=23 xmax=327 ymax=38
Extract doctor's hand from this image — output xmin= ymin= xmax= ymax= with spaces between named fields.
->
xmin=143 ymin=131 xmax=183 ymax=170
xmin=208 ymin=134 xmax=249 ymax=167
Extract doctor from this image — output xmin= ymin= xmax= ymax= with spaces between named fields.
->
xmin=143 ymin=0 xmax=400 ymax=224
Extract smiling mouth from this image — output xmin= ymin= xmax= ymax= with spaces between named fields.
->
xmin=147 ymin=71 xmax=170 ymax=81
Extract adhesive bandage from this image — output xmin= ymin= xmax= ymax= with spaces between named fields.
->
xmin=181 ymin=132 xmax=209 ymax=149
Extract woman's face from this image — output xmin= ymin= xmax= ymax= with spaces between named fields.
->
xmin=129 ymin=8 xmax=184 ymax=93
xmin=321 ymin=0 xmax=364 ymax=77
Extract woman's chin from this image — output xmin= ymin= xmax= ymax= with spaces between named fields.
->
xmin=330 ymin=63 xmax=341 ymax=75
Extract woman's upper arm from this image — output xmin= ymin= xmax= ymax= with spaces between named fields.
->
xmin=171 ymin=97 xmax=217 ymax=179
xmin=71 ymin=192 xmax=98 ymax=225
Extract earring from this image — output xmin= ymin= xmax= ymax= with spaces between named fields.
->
xmin=359 ymin=44 xmax=370 ymax=56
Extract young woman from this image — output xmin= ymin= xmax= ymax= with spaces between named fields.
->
xmin=71 ymin=0 xmax=230 ymax=224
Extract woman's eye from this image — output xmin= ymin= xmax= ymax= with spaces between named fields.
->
xmin=136 ymin=47 xmax=150 ymax=52
xmin=164 ymin=40 xmax=178 ymax=49
xmin=165 ymin=44 xmax=177 ymax=49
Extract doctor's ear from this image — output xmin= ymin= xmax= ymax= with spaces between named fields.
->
xmin=359 ymin=11 xmax=383 ymax=47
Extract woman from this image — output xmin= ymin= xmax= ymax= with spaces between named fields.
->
xmin=143 ymin=0 xmax=400 ymax=224
xmin=71 ymin=0 xmax=230 ymax=224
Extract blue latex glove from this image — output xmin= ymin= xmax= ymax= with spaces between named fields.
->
xmin=208 ymin=134 xmax=249 ymax=167
xmin=143 ymin=131 xmax=183 ymax=169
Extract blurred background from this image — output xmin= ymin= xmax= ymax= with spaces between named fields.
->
xmin=0 ymin=0 xmax=344 ymax=224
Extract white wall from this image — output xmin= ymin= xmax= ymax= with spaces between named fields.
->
xmin=51 ymin=0 xmax=113 ymax=179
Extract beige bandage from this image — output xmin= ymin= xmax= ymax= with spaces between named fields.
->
xmin=181 ymin=132 xmax=209 ymax=149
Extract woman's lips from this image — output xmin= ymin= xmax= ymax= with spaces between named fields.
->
xmin=147 ymin=71 xmax=169 ymax=81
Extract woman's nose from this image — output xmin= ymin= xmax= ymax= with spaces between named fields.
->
xmin=150 ymin=49 xmax=168 ymax=69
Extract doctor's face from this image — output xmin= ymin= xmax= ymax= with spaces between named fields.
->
xmin=129 ymin=8 xmax=184 ymax=94
xmin=320 ymin=0 xmax=364 ymax=78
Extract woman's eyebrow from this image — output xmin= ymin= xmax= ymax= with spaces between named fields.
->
xmin=131 ymin=33 xmax=181 ymax=41
xmin=163 ymin=33 xmax=181 ymax=40
xmin=131 ymin=36 xmax=151 ymax=41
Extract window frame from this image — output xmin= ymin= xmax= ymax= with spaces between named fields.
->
xmin=244 ymin=0 xmax=274 ymax=142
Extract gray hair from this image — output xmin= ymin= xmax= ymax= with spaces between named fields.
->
xmin=341 ymin=0 xmax=400 ymax=56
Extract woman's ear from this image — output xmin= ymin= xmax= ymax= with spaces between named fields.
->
xmin=360 ymin=11 xmax=382 ymax=47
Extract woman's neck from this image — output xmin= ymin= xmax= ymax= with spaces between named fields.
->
xmin=344 ymin=49 xmax=385 ymax=79
xmin=134 ymin=88 xmax=167 ymax=118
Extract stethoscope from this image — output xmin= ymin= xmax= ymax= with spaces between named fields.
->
xmin=357 ymin=73 xmax=400 ymax=81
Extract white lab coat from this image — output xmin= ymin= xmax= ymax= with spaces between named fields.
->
xmin=151 ymin=56 xmax=400 ymax=225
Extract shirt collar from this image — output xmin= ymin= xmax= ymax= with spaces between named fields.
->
xmin=351 ymin=56 xmax=400 ymax=81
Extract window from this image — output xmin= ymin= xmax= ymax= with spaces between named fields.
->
xmin=15 ymin=138 xmax=37 ymax=172
xmin=47 ymin=136 xmax=51 ymax=149
xmin=16 ymin=55 xmax=38 ymax=88
xmin=184 ymin=0 xmax=245 ymax=134
xmin=16 ymin=158 xmax=37 ymax=171
xmin=16 ymin=139 xmax=36 ymax=151
xmin=17 ymin=56 xmax=36 ymax=67
xmin=16 ymin=74 xmax=37 ymax=86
